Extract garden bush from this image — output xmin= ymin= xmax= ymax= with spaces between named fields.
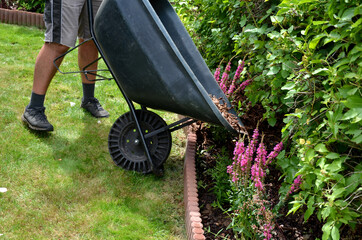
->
xmin=173 ymin=0 xmax=361 ymax=239
xmin=1 ymin=0 xmax=45 ymax=13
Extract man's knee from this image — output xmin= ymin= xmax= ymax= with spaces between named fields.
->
xmin=44 ymin=42 xmax=70 ymax=54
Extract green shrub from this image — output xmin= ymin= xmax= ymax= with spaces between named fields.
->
xmin=17 ymin=0 xmax=44 ymax=13
xmin=2 ymin=0 xmax=45 ymax=13
xmin=174 ymin=0 xmax=362 ymax=239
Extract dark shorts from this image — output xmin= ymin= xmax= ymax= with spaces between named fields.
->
xmin=43 ymin=0 xmax=103 ymax=47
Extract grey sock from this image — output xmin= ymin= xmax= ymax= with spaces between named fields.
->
xmin=28 ymin=92 xmax=45 ymax=109
xmin=82 ymin=83 xmax=95 ymax=101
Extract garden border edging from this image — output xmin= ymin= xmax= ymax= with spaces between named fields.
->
xmin=184 ymin=130 xmax=206 ymax=240
xmin=0 ymin=8 xmax=45 ymax=28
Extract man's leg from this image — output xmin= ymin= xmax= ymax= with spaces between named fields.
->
xmin=78 ymin=39 xmax=109 ymax=118
xmin=33 ymin=43 xmax=69 ymax=94
xmin=22 ymin=42 xmax=69 ymax=131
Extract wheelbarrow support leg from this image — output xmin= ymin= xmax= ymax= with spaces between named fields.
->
xmin=87 ymin=0 xmax=158 ymax=174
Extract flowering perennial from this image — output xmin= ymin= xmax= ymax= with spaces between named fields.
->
xmin=227 ymin=61 xmax=244 ymax=96
xmin=227 ymin=127 xmax=283 ymax=239
xmin=289 ymin=175 xmax=303 ymax=194
xmin=214 ymin=60 xmax=252 ymax=97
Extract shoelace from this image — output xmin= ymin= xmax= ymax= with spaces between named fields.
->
xmin=88 ymin=98 xmax=102 ymax=110
xmin=29 ymin=107 xmax=48 ymax=121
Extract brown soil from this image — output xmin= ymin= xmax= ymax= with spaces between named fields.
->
xmin=194 ymin=99 xmax=362 ymax=240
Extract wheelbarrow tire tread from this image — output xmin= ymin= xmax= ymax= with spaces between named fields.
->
xmin=108 ymin=110 xmax=172 ymax=174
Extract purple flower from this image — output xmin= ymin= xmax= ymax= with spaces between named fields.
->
xmin=240 ymin=79 xmax=252 ymax=91
xmin=227 ymin=61 xmax=244 ymax=96
xmin=225 ymin=61 xmax=231 ymax=72
xmin=214 ymin=67 xmax=221 ymax=83
xmin=263 ymin=223 xmax=273 ymax=240
xmin=267 ymin=141 xmax=283 ymax=164
xmin=227 ymin=165 xmax=233 ymax=174
xmin=288 ymin=175 xmax=303 ymax=194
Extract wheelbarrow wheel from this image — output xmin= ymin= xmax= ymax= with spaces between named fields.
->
xmin=108 ymin=110 xmax=172 ymax=174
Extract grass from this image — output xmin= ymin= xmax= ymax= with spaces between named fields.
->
xmin=0 ymin=23 xmax=187 ymax=239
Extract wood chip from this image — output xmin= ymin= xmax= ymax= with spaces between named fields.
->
xmin=211 ymin=96 xmax=247 ymax=134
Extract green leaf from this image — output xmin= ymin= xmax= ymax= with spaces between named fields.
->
xmin=239 ymin=15 xmax=247 ymax=28
xmin=343 ymin=96 xmax=362 ymax=109
xmin=312 ymin=68 xmax=329 ymax=75
xmin=352 ymin=134 xmax=362 ymax=144
xmin=298 ymin=0 xmax=318 ymax=4
xmin=281 ymin=82 xmax=295 ymax=90
xmin=267 ymin=66 xmax=281 ymax=75
xmin=313 ymin=21 xmax=328 ymax=25
xmin=270 ymin=16 xmax=284 ymax=23
xmin=304 ymin=196 xmax=315 ymax=221
xmin=345 ymin=172 xmax=361 ymax=195
xmin=326 ymin=159 xmax=343 ymax=172
xmin=326 ymin=152 xmax=340 ymax=159
xmin=342 ymin=108 xmax=361 ymax=120
xmin=321 ymin=206 xmax=331 ymax=221
xmin=288 ymin=201 xmax=302 ymax=215
xmin=330 ymin=187 xmax=346 ymax=201
xmin=351 ymin=18 xmax=362 ymax=28
xmin=315 ymin=144 xmax=328 ymax=153
xmin=322 ymin=221 xmax=332 ymax=240
xmin=341 ymin=8 xmax=356 ymax=21
xmin=305 ymin=149 xmax=315 ymax=162
xmin=268 ymin=117 xmax=277 ymax=127
xmin=331 ymin=226 xmax=340 ymax=240
xmin=309 ymin=35 xmax=324 ymax=50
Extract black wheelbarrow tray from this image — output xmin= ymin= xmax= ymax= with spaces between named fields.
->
xmin=87 ymin=0 xmax=244 ymax=174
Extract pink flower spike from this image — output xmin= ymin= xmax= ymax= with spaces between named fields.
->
xmin=288 ymin=175 xmax=303 ymax=194
xmin=267 ymin=141 xmax=283 ymax=161
xmin=240 ymin=79 xmax=252 ymax=91
xmin=214 ymin=67 xmax=221 ymax=82
xmin=225 ymin=61 xmax=231 ymax=72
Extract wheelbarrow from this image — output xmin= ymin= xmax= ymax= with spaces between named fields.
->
xmin=55 ymin=0 xmax=244 ymax=175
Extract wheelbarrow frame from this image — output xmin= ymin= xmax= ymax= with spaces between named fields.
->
xmin=53 ymin=0 xmax=197 ymax=174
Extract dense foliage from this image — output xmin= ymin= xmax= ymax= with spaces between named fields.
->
xmin=1 ymin=0 xmax=44 ymax=13
xmin=173 ymin=0 xmax=361 ymax=239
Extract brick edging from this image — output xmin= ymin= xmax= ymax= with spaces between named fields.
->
xmin=0 ymin=8 xmax=45 ymax=28
xmin=184 ymin=132 xmax=206 ymax=240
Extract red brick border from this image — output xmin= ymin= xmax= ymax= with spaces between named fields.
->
xmin=184 ymin=132 xmax=206 ymax=240
xmin=0 ymin=8 xmax=45 ymax=29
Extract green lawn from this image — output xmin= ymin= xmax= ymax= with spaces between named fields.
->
xmin=0 ymin=23 xmax=186 ymax=239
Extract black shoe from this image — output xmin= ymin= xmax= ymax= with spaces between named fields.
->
xmin=22 ymin=106 xmax=54 ymax=131
xmin=81 ymin=97 xmax=109 ymax=118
